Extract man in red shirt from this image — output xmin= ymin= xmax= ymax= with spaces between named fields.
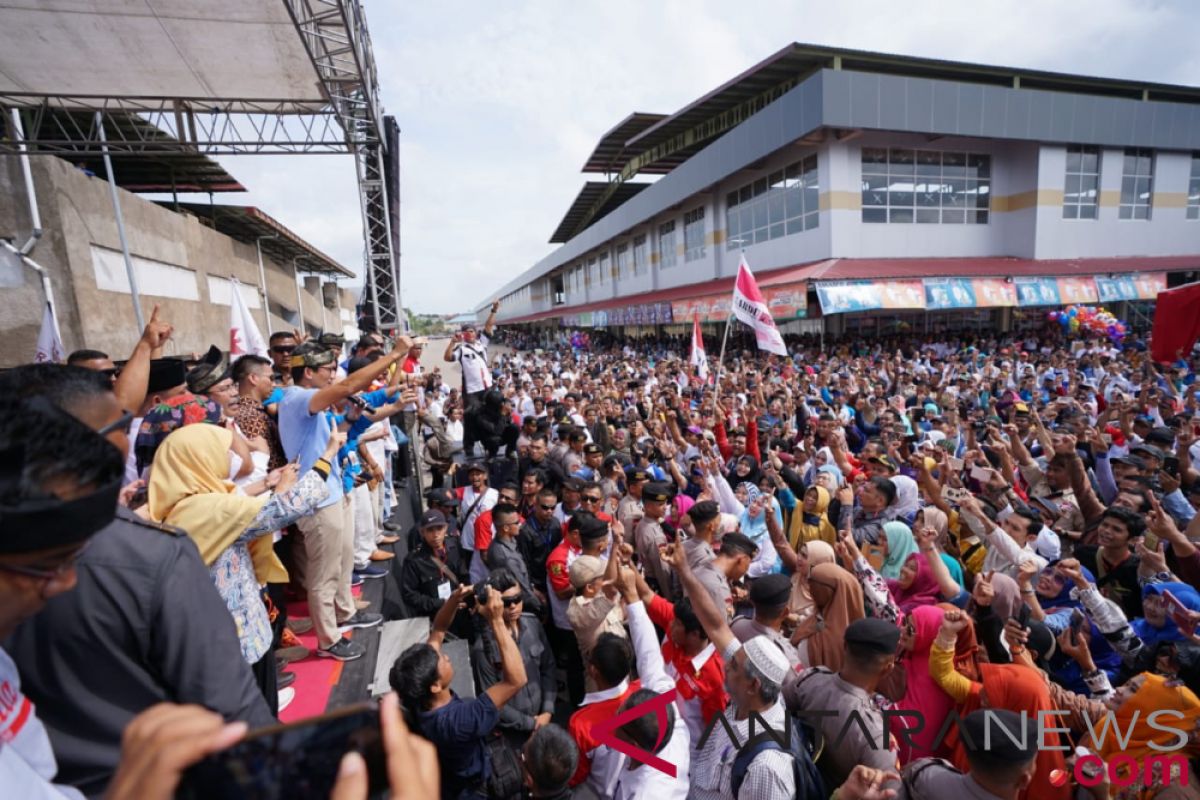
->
xmin=567 ymin=632 xmax=639 ymax=796
xmin=628 ymin=565 xmax=727 ymax=745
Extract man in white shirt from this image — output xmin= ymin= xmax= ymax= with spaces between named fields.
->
xmin=459 ymin=461 xmax=499 ymax=581
xmin=444 ymin=300 xmax=499 ymax=457
xmin=958 ymin=495 xmax=1048 ymax=581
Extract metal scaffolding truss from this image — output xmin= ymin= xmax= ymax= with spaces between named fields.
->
xmin=0 ymin=0 xmax=403 ymax=331
xmin=0 ymin=96 xmax=349 ymax=156
xmin=282 ymin=0 xmax=402 ymax=331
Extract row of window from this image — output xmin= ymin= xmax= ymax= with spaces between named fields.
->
xmin=861 ymin=148 xmax=992 ymax=224
xmin=1065 ymin=147 xmax=1200 ymax=221
xmin=726 ymin=155 xmax=820 ymax=248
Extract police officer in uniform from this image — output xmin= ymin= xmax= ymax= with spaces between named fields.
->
xmin=635 ymin=481 xmax=675 ymax=599
xmin=832 ymin=709 xmax=1049 ymax=800
xmin=730 ymin=573 xmax=803 ymax=667
xmin=617 ymin=468 xmax=649 ymax=534
xmin=785 ymin=617 xmax=901 ymax=790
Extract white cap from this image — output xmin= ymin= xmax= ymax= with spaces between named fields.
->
xmin=742 ymin=635 xmax=790 ymax=688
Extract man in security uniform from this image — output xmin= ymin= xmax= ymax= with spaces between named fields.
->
xmin=635 ymin=481 xmax=675 ymax=600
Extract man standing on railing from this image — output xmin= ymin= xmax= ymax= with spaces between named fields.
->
xmin=446 ymin=300 xmax=500 ymax=457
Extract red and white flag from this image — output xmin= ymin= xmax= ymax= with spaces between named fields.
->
xmin=229 ymin=278 xmax=269 ymax=359
xmin=731 ymin=255 xmax=786 ymax=356
xmin=689 ymin=312 xmax=708 ymax=381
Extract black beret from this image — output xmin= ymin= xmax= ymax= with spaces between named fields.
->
xmin=584 ymin=443 xmax=602 ymax=455
xmin=578 ymin=516 xmax=609 ymax=542
xmin=960 ymin=709 xmax=1038 ymax=764
xmin=844 ymin=618 xmax=901 ymax=655
xmin=625 ymin=467 xmax=650 ymax=483
xmin=749 ymin=574 xmax=792 ymax=608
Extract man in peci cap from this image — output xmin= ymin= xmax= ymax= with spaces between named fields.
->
xmin=785 ymin=617 xmax=902 ymax=789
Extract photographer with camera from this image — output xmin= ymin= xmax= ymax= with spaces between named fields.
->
xmin=391 ymin=578 xmax=528 ymax=800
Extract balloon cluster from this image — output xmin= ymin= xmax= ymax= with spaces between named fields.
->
xmin=1047 ymin=305 xmax=1128 ymax=343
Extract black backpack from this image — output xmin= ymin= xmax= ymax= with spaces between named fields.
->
xmin=730 ymin=714 xmax=826 ymax=800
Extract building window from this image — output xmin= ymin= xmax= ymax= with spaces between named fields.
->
xmin=587 ymin=256 xmax=599 ymax=285
xmin=632 ymin=234 xmax=647 ymax=275
xmin=1119 ymin=148 xmax=1153 ymax=220
xmin=616 ymin=243 xmax=630 ymax=280
xmin=726 ymin=155 xmax=819 ymax=249
xmin=683 ymin=207 xmax=706 ymax=262
xmin=659 ymin=221 xmax=678 ymax=269
xmin=598 ymin=252 xmax=610 ymax=284
xmin=1063 ymin=145 xmax=1100 ymax=220
xmin=861 ymin=148 xmax=990 ymax=224
xmin=1188 ymin=154 xmax=1200 ymax=220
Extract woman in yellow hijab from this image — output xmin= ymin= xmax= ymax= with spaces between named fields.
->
xmin=788 ymin=485 xmax=837 ymax=549
xmin=148 ymin=424 xmax=336 ymax=673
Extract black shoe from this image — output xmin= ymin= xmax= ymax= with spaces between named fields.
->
xmin=316 ymin=638 xmax=365 ymax=662
xmin=277 ymin=670 xmax=296 ymax=690
xmin=339 ymin=611 xmax=383 ymax=632
xmin=382 ymin=519 xmax=401 ymax=532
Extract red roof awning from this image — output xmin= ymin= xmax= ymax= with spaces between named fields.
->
xmin=504 ymin=255 xmax=1198 ymax=324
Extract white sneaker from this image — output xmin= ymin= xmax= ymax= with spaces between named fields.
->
xmin=278 ymin=685 xmax=296 ymax=712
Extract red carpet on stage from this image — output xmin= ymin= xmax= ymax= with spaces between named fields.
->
xmin=278 ymin=590 xmax=360 ymax=722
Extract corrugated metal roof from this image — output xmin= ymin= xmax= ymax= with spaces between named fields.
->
xmin=580 ymin=112 xmax=668 ymax=175
xmin=162 ymin=202 xmax=353 ymax=278
xmin=549 ymin=181 xmax=653 ymax=244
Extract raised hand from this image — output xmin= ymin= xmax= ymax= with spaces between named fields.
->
xmin=141 ymin=304 xmax=174 ymax=350
xmin=973 ymin=570 xmax=995 ymax=607
xmin=939 ymin=609 xmax=970 ymax=636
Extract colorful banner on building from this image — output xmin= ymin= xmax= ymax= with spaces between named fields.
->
xmin=878 ymin=280 xmax=926 ymax=309
xmin=924 ymin=278 xmax=977 ymax=310
xmin=1132 ymin=273 xmax=1167 ymax=299
xmin=816 ymin=281 xmax=882 ymax=314
xmin=971 ymin=278 xmax=1018 ymax=307
xmin=1014 ymin=277 xmax=1062 ymax=307
xmin=593 ymin=310 xmax=607 ymax=327
xmin=1056 ymin=276 xmax=1098 ymax=305
xmin=762 ymin=282 xmax=809 ymax=320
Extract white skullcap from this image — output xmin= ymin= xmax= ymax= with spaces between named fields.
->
xmin=742 ymin=635 xmax=790 ymax=688
xmin=1035 ymin=526 xmax=1062 ymax=561
xmin=719 ymin=513 xmax=740 ymax=535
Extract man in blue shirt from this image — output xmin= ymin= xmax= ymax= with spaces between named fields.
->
xmin=278 ymin=337 xmax=412 ymax=661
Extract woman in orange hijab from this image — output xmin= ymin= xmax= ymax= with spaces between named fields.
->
xmin=1083 ymin=672 xmax=1200 ymax=799
xmin=929 ymin=609 xmax=1070 ymax=800
xmin=805 ymin=561 xmax=865 ymax=672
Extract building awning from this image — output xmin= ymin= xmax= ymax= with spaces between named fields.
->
xmin=163 ymin=202 xmax=354 ymax=278
xmin=502 ymin=255 xmax=1198 ymax=324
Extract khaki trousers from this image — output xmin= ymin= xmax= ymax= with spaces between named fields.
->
xmin=294 ymin=497 xmax=356 ymax=650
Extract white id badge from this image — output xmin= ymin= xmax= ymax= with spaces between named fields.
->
xmin=437 ymin=581 xmax=452 ymax=600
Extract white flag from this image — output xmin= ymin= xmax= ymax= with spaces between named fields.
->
xmin=689 ymin=312 xmax=709 ymax=381
xmin=34 ymin=301 xmax=65 ymax=363
xmin=730 ymin=255 xmax=786 ymax=356
xmin=229 ymin=278 xmax=269 ymax=359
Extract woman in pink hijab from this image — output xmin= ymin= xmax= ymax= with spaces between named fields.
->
xmin=889 ymin=604 xmax=956 ymax=764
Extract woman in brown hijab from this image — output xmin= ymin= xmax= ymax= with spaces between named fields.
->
xmin=805 ymin=561 xmax=865 ymax=671
xmin=789 ymin=540 xmax=836 ymax=618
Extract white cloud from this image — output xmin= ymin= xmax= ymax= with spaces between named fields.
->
xmin=191 ymin=0 xmax=1198 ymax=314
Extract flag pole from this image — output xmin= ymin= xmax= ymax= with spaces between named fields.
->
xmin=711 ymin=313 xmax=733 ymax=415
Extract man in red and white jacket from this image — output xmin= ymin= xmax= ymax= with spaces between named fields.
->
xmin=566 ymin=632 xmax=640 ymax=797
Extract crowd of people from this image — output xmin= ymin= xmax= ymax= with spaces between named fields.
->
xmin=3 ymin=295 xmax=1200 ymax=800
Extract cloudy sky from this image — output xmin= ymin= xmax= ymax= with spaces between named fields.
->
xmin=206 ymin=0 xmax=1200 ymax=314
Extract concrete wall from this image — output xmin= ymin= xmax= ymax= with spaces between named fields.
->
xmin=0 ymin=154 xmax=357 ymax=367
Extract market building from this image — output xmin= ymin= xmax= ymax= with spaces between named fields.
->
xmin=475 ymin=43 xmax=1200 ymax=341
